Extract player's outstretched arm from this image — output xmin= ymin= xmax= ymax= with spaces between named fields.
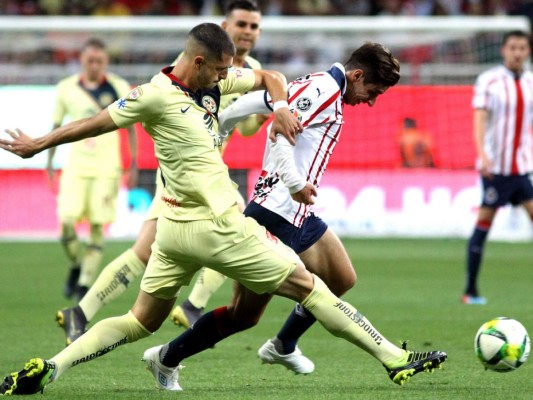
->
xmin=1 ymin=109 xmax=118 ymax=159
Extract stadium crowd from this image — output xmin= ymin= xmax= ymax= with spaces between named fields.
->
xmin=0 ymin=0 xmax=532 ymax=17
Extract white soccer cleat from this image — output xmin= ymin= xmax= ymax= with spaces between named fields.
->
xmin=258 ymin=339 xmax=315 ymax=375
xmin=142 ymin=345 xmax=183 ymax=391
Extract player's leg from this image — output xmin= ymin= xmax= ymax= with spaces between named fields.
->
xmin=275 ymin=266 xmax=447 ymax=385
xmin=56 ymin=218 xmax=155 ymax=346
xmin=170 ymin=268 xmax=227 ymax=327
xmin=169 ymin=189 xmax=246 ymax=327
xmin=259 ymin=227 xmax=356 ymax=372
xmin=57 ymin=171 xmax=87 ymax=299
xmin=76 ymin=177 xmax=120 ymax=298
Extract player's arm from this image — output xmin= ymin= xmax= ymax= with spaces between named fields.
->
xmin=218 ymin=90 xmax=270 ymax=138
xmin=473 ymin=108 xmax=492 ymax=177
xmin=270 ymin=134 xmax=317 ymax=205
xmin=1 ymin=109 xmax=118 ymax=159
xmin=251 ymin=69 xmax=302 ymax=144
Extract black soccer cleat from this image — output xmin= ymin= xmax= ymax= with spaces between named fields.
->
xmin=56 ymin=306 xmax=87 ymax=346
xmin=0 ymin=358 xmax=55 ymax=396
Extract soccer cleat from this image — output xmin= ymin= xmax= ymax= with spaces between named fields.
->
xmin=461 ymin=294 xmax=487 ymax=305
xmin=56 ymin=306 xmax=87 ymax=346
xmin=170 ymin=301 xmax=203 ymax=329
xmin=383 ymin=342 xmax=447 ymax=386
xmin=63 ymin=265 xmax=80 ymax=299
xmin=142 ymin=345 xmax=183 ymax=391
xmin=258 ymin=339 xmax=315 ymax=375
xmin=0 ymin=358 xmax=55 ymax=396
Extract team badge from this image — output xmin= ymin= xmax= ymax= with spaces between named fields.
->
xmin=127 ymin=87 xmax=143 ymax=100
xmin=484 ymin=187 xmax=498 ymax=205
xmin=296 ymin=97 xmax=312 ymax=112
xmin=99 ymin=93 xmax=115 ymax=107
xmin=202 ymin=95 xmax=218 ymax=113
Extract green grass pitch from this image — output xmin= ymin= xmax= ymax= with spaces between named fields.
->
xmin=1 ymin=238 xmax=532 ymax=399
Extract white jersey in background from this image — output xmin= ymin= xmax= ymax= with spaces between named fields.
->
xmin=472 ymin=65 xmax=533 ymax=175
xmin=252 ymin=63 xmax=347 ymax=227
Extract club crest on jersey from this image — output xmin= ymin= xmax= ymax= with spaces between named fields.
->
xmin=296 ymin=97 xmax=312 ymax=112
xmin=202 ymin=95 xmax=217 ymax=113
xmin=126 ymin=87 xmax=143 ymax=100
xmin=99 ymin=93 xmax=116 ymax=108
xmin=484 ymin=187 xmax=498 ymax=205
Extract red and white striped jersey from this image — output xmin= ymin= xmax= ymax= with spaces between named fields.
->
xmin=251 ymin=63 xmax=346 ymax=227
xmin=472 ymin=65 xmax=533 ymax=175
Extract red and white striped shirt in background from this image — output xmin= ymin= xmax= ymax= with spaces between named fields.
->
xmin=472 ymin=65 xmax=533 ymax=175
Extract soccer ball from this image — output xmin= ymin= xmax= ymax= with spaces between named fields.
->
xmin=475 ymin=317 xmax=530 ymax=372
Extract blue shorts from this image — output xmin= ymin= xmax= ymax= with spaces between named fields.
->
xmin=481 ymin=174 xmax=533 ymax=208
xmin=244 ymin=201 xmax=328 ymax=254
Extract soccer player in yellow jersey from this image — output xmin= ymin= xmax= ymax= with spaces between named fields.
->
xmin=47 ymin=38 xmax=138 ymax=301
xmin=0 ymin=24 xmax=446 ymax=395
xmin=170 ymin=0 xmax=265 ymax=329
xmin=53 ymin=0 xmax=265 ymax=346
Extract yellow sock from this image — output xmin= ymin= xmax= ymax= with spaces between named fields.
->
xmin=79 ymin=249 xmax=146 ymax=321
xmin=50 ymin=311 xmax=151 ymax=380
xmin=301 ymin=274 xmax=403 ymax=365
xmin=188 ymin=268 xmax=227 ymax=309
xmin=60 ymin=223 xmax=80 ymax=265
xmin=78 ymin=224 xmax=104 ymax=287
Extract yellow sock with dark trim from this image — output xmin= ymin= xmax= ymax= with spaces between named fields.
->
xmin=50 ymin=311 xmax=151 ymax=380
xmin=188 ymin=268 xmax=227 ymax=309
xmin=79 ymin=249 xmax=146 ymax=321
xmin=301 ymin=274 xmax=403 ymax=365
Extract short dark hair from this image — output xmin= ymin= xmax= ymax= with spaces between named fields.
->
xmin=81 ymin=37 xmax=106 ymax=52
xmin=502 ymin=30 xmax=530 ymax=46
xmin=344 ymin=42 xmax=400 ymax=87
xmin=225 ymin=0 xmax=260 ymax=15
xmin=188 ymin=22 xmax=236 ymax=61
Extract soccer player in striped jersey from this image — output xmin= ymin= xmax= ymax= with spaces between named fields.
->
xmin=0 ymin=27 xmax=446 ymax=395
xmin=47 ymin=38 xmax=138 ymax=301
xmin=463 ymin=30 xmax=533 ymax=305
xmin=141 ymin=42 xmax=447 ymax=386
xmin=55 ymin=0 xmax=265 ymax=346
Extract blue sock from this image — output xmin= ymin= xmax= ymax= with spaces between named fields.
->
xmin=465 ymin=226 xmax=489 ymax=296
xmin=277 ymin=304 xmax=316 ymax=354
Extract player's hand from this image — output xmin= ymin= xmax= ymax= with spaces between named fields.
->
xmin=269 ymin=108 xmax=303 ymax=145
xmin=0 ymin=128 xmax=38 ymax=158
xmin=291 ymin=182 xmax=317 ymax=205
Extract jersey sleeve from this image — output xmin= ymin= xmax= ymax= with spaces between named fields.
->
xmin=108 ymin=84 xmax=165 ymax=128
xmin=218 ymin=68 xmax=256 ymax=96
xmin=472 ymin=73 xmax=489 ymax=110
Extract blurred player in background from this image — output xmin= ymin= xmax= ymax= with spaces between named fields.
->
xmin=463 ymin=30 xmax=533 ymax=305
xmin=139 ymin=41 xmax=446 ymax=388
xmin=47 ymin=38 xmax=138 ymax=302
xmin=54 ymin=0 xmax=265 ymax=346
xmin=170 ymin=0 xmax=265 ymax=328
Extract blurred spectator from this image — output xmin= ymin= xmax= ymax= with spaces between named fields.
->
xmin=92 ymin=0 xmax=131 ymax=15
xmin=398 ymin=117 xmax=435 ymax=168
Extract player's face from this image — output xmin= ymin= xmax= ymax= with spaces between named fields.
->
xmin=222 ymin=9 xmax=261 ymax=59
xmin=344 ymin=70 xmax=388 ymax=107
xmin=501 ymin=36 xmax=530 ymax=72
xmin=80 ymin=46 xmax=108 ymax=82
xmin=196 ymin=53 xmax=233 ymax=89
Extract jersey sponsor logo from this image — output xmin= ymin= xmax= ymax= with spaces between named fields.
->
xmin=161 ymin=194 xmax=181 ymax=208
xmin=296 ymin=97 xmax=312 ymax=112
xmin=316 ymin=87 xmax=325 ymax=97
xmin=126 ymin=87 xmax=143 ymax=100
xmin=253 ymin=171 xmax=280 ymax=199
xmin=265 ymin=230 xmax=278 ymax=243
xmin=116 ymin=98 xmax=127 ymax=109
xmin=202 ymin=95 xmax=218 ymax=113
